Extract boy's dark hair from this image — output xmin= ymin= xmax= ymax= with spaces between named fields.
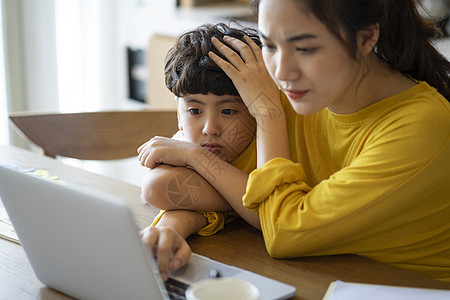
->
xmin=164 ymin=23 xmax=261 ymax=97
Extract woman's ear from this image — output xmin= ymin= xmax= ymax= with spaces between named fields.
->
xmin=357 ymin=24 xmax=380 ymax=55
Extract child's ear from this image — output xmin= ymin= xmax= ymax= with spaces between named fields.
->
xmin=357 ymin=24 xmax=379 ymax=55
xmin=177 ymin=111 xmax=183 ymax=131
xmin=175 ymin=97 xmax=184 ymax=131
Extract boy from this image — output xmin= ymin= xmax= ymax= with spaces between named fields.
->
xmin=137 ymin=23 xmax=264 ymax=280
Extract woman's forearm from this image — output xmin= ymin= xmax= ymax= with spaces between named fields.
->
xmin=255 ymin=110 xmax=290 ymax=167
xmin=246 ymin=93 xmax=290 ymax=167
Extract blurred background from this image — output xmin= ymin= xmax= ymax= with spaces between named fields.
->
xmin=0 ymin=0 xmax=254 ymax=185
xmin=0 ymin=0 xmax=448 ymax=186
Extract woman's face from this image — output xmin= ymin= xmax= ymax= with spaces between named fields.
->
xmin=259 ymin=0 xmax=364 ymax=115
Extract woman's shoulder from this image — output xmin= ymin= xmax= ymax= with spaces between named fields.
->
xmin=331 ymin=81 xmax=448 ymax=159
xmin=399 ymin=81 xmax=448 ymax=105
xmin=361 ymin=81 xmax=449 ymax=126
xmin=368 ymin=82 xmax=449 ymax=158
xmin=386 ymin=81 xmax=449 ymax=124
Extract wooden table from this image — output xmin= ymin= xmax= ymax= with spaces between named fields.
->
xmin=1 ymin=144 xmax=450 ymax=300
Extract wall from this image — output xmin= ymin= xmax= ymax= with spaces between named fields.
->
xmin=2 ymin=0 xmax=159 ymax=186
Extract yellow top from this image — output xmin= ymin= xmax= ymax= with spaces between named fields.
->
xmin=243 ymin=82 xmax=450 ymax=282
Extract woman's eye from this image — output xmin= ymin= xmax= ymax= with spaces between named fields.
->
xmin=296 ymin=47 xmax=317 ymax=54
xmin=188 ymin=108 xmax=201 ymax=115
xmin=221 ymin=109 xmax=236 ymax=115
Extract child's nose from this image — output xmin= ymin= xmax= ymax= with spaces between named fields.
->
xmin=202 ymin=118 xmax=221 ymax=136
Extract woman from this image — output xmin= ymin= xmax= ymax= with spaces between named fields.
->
xmin=141 ymin=0 xmax=450 ymax=282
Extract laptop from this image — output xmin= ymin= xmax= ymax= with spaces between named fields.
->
xmin=0 ymin=165 xmax=296 ymax=300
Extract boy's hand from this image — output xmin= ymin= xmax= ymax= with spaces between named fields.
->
xmin=137 ymin=136 xmax=199 ymax=169
xmin=140 ymin=225 xmax=191 ymax=282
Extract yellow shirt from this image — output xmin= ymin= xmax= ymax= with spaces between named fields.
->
xmin=243 ymin=82 xmax=450 ymax=282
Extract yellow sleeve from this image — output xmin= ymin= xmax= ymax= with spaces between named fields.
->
xmin=150 ymin=210 xmax=166 ymax=227
xmin=151 ymin=210 xmax=238 ymax=236
xmin=196 ymin=211 xmax=239 ymax=236
xmin=243 ymin=158 xmax=311 ymax=212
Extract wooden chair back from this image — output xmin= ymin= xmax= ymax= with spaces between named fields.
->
xmin=9 ymin=110 xmax=178 ymax=160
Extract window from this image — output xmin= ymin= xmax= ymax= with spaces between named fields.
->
xmin=55 ymin=0 xmax=115 ymax=112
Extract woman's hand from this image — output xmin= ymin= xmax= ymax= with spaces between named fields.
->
xmin=140 ymin=225 xmax=192 ymax=282
xmin=209 ymin=35 xmax=281 ymax=120
xmin=137 ymin=136 xmax=200 ymax=169
xmin=209 ymin=35 xmax=290 ymax=166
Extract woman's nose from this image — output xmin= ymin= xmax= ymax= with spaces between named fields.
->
xmin=202 ymin=118 xmax=221 ymax=136
xmin=274 ymin=51 xmax=300 ymax=82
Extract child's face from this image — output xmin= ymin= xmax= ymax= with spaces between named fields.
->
xmin=177 ymin=93 xmax=256 ymax=162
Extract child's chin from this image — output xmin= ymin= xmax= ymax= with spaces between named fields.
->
xmin=220 ymin=152 xmax=236 ymax=163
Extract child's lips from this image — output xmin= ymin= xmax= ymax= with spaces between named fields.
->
xmin=202 ymin=143 xmax=223 ymax=153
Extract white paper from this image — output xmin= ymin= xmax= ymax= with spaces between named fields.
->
xmin=323 ymin=280 xmax=450 ymax=300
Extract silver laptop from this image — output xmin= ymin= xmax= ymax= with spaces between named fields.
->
xmin=0 ymin=165 xmax=296 ymax=300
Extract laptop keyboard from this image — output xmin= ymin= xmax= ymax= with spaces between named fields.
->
xmin=165 ymin=277 xmax=190 ymax=300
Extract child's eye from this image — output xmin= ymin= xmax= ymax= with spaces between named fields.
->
xmin=188 ymin=108 xmax=202 ymax=115
xmin=261 ymin=43 xmax=276 ymax=52
xmin=221 ymin=109 xmax=237 ymax=115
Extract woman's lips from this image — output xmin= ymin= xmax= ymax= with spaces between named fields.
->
xmin=284 ymin=90 xmax=308 ymax=100
xmin=202 ymin=143 xmax=223 ymax=153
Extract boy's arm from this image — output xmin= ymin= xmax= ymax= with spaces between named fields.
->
xmin=138 ymin=136 xmax=261 ymax=229
xmin=142 ymin=164 xmax=232 ymax=212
